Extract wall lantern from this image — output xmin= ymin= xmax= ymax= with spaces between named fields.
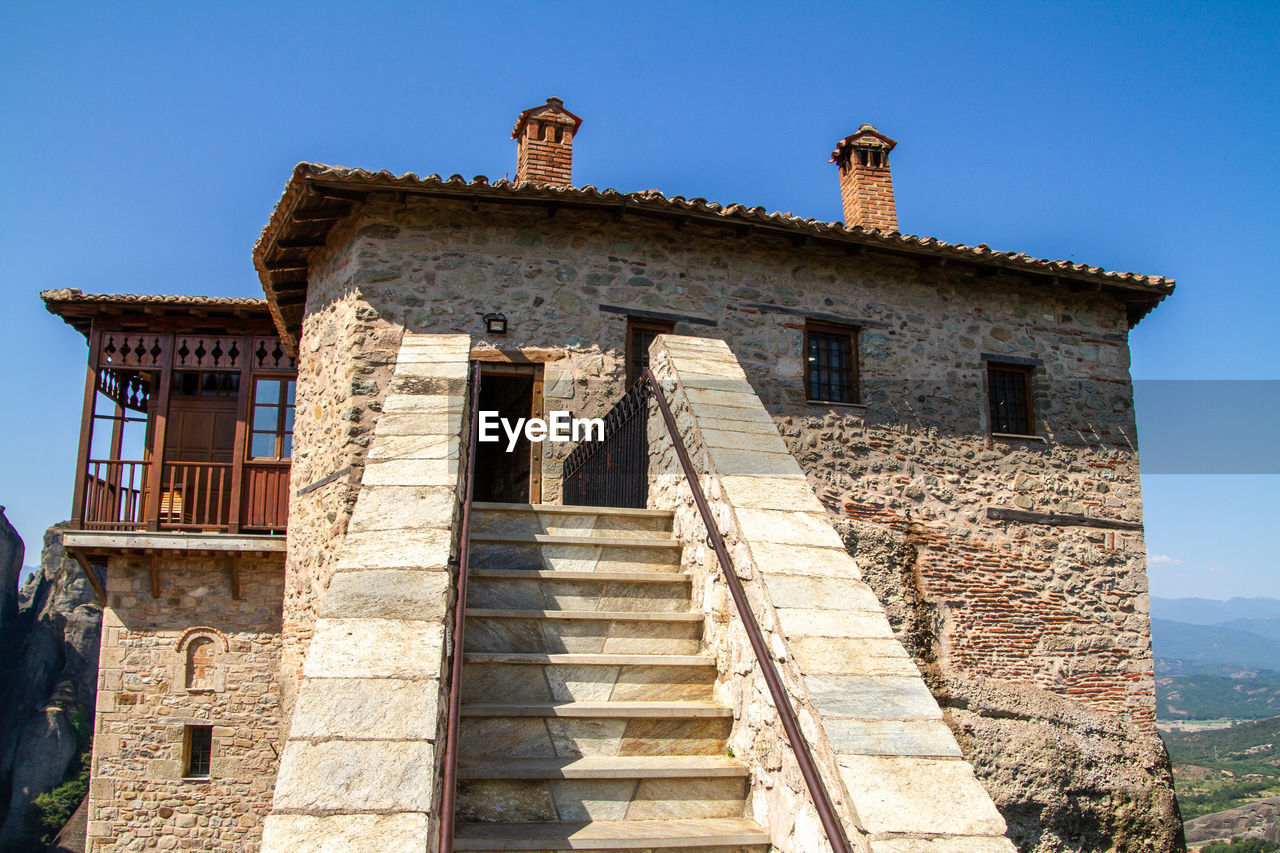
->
xmin=483 ymin=313 xmax=508 ymax=335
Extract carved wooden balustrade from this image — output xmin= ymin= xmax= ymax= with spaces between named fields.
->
xmin=72 ymin=328 xmax=296 ymax=534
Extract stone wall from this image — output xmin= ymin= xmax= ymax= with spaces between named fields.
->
xmin=85 ymin=553 xmax=284 ymax=853
xmin=647 ymin=335 xmax=1014 ymax=852
xmin=304 ymin=194 xmax=1153 ymax=713
xmin=261 ymin=333 xmax=470 ymax=853
xmin=279 ymin=213 xmax=404 ymax=720
xmin=288 ymin=193 xmax=1176 ymax=847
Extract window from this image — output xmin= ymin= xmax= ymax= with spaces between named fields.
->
xmin=805 ymin=321 xmax=859 ymax=404
xmin=172 ymin=371 xmax=239 ymax=397
xmin=626 ymin=318 xmax=675 ymax=386
xmin=987 ymin=364 xmax=1034 ymax=435
xmin=184 ymin=725 xmax=213 ymax=779
xmin=249 ymin=378 xmax=296 ymax=460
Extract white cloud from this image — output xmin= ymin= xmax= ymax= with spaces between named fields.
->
xmin=1148 ymin=554 xmax=1183 ymax=567
xmin=1208 ymin=565 xmax=1226 ymax=574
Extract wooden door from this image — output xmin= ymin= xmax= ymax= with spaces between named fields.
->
xmin=160 ymin=373 xmax=239 ymax=527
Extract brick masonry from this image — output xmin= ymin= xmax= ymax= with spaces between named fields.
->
xmin=833 ymin=126 xmax=898 ymax=231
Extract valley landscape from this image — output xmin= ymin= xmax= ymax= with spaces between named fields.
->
xmin=1153 ymin=597 xmax=1280 ymax=849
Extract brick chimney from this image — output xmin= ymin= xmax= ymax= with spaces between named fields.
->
xmin=830 ymin=124 xmax=898 ymax=232
xmin=512 ymin=97 xmax=583 ymax=187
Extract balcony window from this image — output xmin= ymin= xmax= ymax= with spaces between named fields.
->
xmin=250 ymin=378 xmax=296 ymax=460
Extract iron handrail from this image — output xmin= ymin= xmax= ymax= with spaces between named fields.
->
xmin=642 ymin=367 xmax=853 ymax=853
xmin=436 ymin=363 xmax=850 ymax=853
xmin=438 ymin=361 xmax=483 ymax=853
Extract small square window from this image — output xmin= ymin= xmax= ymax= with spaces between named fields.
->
xmin=626 ymin=318 xmax=675 ymax=386
xmin=805 ymin=322 xmax=859 ymax=404
xmin=184 ymin=725 xmax=212 ymax=779
xmin=987 ymin=364 xmax=1034 ymax=435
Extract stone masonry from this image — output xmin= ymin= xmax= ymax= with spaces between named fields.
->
xmin=648 ymin=335 xmax=1014 ymax=852
xmin=265 ymin=186 xmax=1177 ymax=849
xmin=84 ymin=553 xmax=284 ymax=852
xmin=260 ymin=332 xmax=470 ymax=853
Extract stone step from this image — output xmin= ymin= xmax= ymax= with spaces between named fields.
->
xmin=459 ymin=755 xmax=749 ymax=780
xmin=468 ymin=609 xmax=703 ymax=622
xmin=470 ymin=539 xmax=681 ymax=574
xmin=463 ymin=653 xmax=714 ymax=666
xmin=459 ymin=704 xmax=731 ymax=758
xmin=472 ymin=502 xmax=674 ymax=538
xmin=468 ymin=571 xmax=691 ymax=614
xmin=471 ymin=533 xmax=682 ymax=549
xmin=461 ymin=655 xmax=717 ymax=704
xmin=465 ymin=610 xmax=702 ymax=655
xmin=456 ymin=773 xmax=752 ymax=823
xmin=461 ymin=701 xmax=733 ymax=719
xmin=473 ymin=502 xmax=674 ymax=518
xmin=470 ymin=569 xmax=691 ymax=583
xmin=452 ymin=818 xmax=770 ymax=851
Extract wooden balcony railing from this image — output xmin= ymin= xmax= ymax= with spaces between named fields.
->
xmin=159 ymin=462 xmax=233 ymax=529
xmin=81 ymin=460 xmax=148 ymax=529
xmin=78 ymin=458 xmax=289 ymax=533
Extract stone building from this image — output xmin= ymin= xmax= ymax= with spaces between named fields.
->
xmin=42 ymin=97 xmax=1181 ymax=852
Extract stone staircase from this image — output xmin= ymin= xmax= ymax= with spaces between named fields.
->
xmin=451 ymin=501 xmax=769 ymax=853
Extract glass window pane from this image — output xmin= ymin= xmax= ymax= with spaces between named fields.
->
xmin=255 ymin=380 xmax=280 ymax=405
xmin=285 ymin=381 xmax=296 ymax=403
xmin=253 ymin=406 xmax=277 ymax=432
xmin=281 ymin=434 xmax=293 ymax=459
xmin=251 ymin=433 xmax=276 ymax=459
xmin=283 ymin=407 xmax=295 ymax=432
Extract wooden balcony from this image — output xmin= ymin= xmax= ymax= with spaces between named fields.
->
xmin=79 ymin=458 xmax=290 ymax=533
xmin=70 ymin=326 xmax=295 ymax=535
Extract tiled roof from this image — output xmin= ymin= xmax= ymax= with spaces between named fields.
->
xmin=254 ymin=163 xmax=1175 ymax=352
xmin=42 ymin=288 xmax=267 ymax=307
xmin=42 ymin=288 xmax=272 ymax=337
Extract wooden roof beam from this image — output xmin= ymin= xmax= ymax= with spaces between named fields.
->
xmin=292 ymin=204 xmax=352 ymax=223
xmin=276 ymin=237 xmax=327 ymax=250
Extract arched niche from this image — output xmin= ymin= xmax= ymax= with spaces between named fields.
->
xmin=175 ymin=627 xmax=229 ymax=694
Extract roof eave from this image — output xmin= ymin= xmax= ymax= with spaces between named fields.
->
xmin=253 ymin=165 xmax=1175 ymax=354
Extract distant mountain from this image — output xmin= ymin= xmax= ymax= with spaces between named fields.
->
xmin=1157 ymin=674 xmax=1280 ymax=720
xmin=1151 ymin=597 xmax=1280 ymax=626
xmin=1219 ymin=617 xmax=1280 ymax=643
xmin=1152 ymin=619 xmax=1280 ymax=675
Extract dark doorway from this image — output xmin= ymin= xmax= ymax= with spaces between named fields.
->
xmin=473 ymin=367 xmax=537 ymax=503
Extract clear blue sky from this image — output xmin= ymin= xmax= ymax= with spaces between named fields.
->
xmin=2 ymin=1 xmax=1276 ymax=597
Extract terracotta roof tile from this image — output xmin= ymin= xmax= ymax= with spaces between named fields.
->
xmin=41 ymin=288 xmax=267 ymax=308
xmin=253 ymin=163 xmax=1175 ymax=352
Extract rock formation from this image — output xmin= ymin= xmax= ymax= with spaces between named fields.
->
xmin=0 ymin=518 xmax=101 ymax=848
xmin=1183 ymin=796 xmax=1280 ymax=846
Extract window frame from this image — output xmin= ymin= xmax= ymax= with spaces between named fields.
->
xmin=804 ymin=320 xmax=861 ymax=405
xmin=626 ymin=317 xmax=676 ymax=386
xmin=183 ymin=724 xmax=213 ymax=780
xmin=986 ymin=362 xmax=1036 ymax=436
xmin=247 ymin=376 xmax=295 ymax=461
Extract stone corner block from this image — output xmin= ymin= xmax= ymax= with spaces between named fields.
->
xmin=272 ymin=740 xmax=437 ymax=813
xmin=837 ymin=754 xmax=1008 ymax=837
xmin=262 ymin=812 xmax=431 ymax=853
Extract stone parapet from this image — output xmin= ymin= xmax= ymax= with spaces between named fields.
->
xmin=647 ymin=334 xmax=1014 ymax=852
xmin=261 ymin=332 xmax=470 ymax=853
